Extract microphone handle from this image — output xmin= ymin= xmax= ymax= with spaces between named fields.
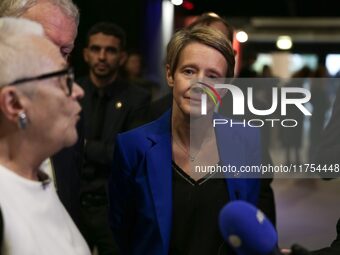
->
xmin=272 ymin=246 xmax=285 ymax=255
xmin=291 ymin=244 xmax=310 ymax=255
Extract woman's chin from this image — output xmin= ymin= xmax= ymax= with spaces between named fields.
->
xmin=62 ymin=131 xmax=78 ymax=148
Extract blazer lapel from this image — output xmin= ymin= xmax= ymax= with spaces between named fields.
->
xmin=145 ymin=111 xmax=173 ymax=253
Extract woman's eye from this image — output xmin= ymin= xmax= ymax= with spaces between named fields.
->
xmin=183 ymin=69 xmax=194 ymax=75
xmin=207 ymin=74 xmax=219 ymax=79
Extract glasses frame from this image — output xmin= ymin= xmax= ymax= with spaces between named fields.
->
xmin=7 ymin=67 xmax=74 ymax=96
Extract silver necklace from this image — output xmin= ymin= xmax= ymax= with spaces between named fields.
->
xmin=172 ymin=129 xmax=214 ymax=162
xmin=172 ymin=138 xmax=198 ymax=162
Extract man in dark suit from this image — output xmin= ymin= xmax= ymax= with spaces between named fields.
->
xmin=311 ymin=88 xmax=340 ymax=255
xmin=311 ymin=219 xmax=340 ymax=255
xmin=77 ymin=22 xmax=150 ymax=255
xmin=0 ymin=0 xmax=83 ymax=227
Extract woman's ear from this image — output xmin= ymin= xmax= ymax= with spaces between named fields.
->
xmin=0 ymin=87 xmax=26 ymax=123
xmin=166 ymin=64 xmax=174 ymax=88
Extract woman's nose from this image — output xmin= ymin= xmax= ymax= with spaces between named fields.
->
xmin=72 ymin=82 xmax=84 ymax=99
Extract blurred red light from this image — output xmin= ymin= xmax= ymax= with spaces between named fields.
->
xmin=183 ymin=0 xmax=194 ymax=10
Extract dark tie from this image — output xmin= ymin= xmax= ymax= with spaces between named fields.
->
xmin=90 ymin=90 xmax=106 ymax=139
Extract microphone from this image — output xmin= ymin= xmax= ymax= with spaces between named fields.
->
xmin=219 ymin=201 xmax=280 ymax=255
xmin=219 ymin=201 xmax=311 ymax=255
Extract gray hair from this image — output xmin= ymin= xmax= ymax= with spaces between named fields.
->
xmin=0 ymin=0 xmax=79 ymax=26
xmin=0 ymin=16 xmax=44 ymax=38
xmin=0 ymin=17 xmax=53 ymax=87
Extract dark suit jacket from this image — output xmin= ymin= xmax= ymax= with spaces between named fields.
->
xmin=109 ymin=110 xmax=262 ymax=255
xmin=50 ymin=114 xmax=84 ymax=227
xmin=144 ymin=93 xmax=172 ymax=123
xmin=311 ymin=219 xmax=340 ymax=255
xmin=51 ymin=147 xmax=82 ymax=226
xmin=312 ymin=89 xmax=340 ymax=255
xmin=78 ymin=76 xmax=151 ymax=194
xmin=0 ymin=206 xmax=3 ymax=251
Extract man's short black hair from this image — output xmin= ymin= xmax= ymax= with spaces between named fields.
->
xmin=86 ymin=22 xmax=126 ymax=50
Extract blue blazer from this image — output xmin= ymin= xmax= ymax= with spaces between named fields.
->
xmin=109 ymin=110 xmax=262 ymax=255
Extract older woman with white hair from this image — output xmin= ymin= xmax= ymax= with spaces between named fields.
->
xmin=0 ymin=17 xmax=90 ymax=255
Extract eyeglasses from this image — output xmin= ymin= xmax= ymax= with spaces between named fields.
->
xmin=7 ymin=67 xmax=74 ymax=96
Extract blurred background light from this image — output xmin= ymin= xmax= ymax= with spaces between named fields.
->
xmin=276 ymin=35 xmax=293 ymax=50
xmin=236 ymin=31 xmax=248 ymax=43
xmin=182 ymin=0 xmax=194 ymax=10
xmin=171 ymin=0 xmax=183 ymax=6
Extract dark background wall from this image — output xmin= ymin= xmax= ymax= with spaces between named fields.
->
xmin=71 ymin=0 xmax=145 ymax=77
